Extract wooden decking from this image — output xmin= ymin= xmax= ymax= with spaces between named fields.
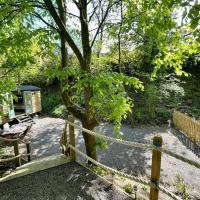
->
xmin=0 ymin=154 xmax=132 ymax=200
xmin=0 ymin=154 xmax=70 ymax=183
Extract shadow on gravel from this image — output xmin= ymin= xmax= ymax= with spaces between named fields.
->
xmin=75 ymin=123 xmax=152 ymax=177
xmin=171 ymin=128 xmax=200 ymax=158
xmin=30 ymin=120 xmax=64 ymax=159
xmin=0 ymin=162 xmax=131 ymax=200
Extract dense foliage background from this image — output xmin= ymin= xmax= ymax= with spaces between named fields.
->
xmin=0 ymin=0 xmax=199 ymax=126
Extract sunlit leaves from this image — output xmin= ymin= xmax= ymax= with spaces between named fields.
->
xmin=0 ymin=77 xmax=16 ymax=102
xmin=188 ymin=1 xmax=200 ymax=29
xmin=152 ymin=27 xmax=200 ymax=77
xmin=120 ymin=0 xmax=200 ymax=77
xmin=75 ymin=71 xmax=143 ymax=137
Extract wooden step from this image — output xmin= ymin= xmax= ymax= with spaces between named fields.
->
xmin=16 ymin=114 xmax=34 ymax=124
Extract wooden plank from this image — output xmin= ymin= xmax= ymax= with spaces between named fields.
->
xmin=32 ymin=91 xmax=42 ymax=113
xmin=0 ymin=154 xmax=70 ymax=183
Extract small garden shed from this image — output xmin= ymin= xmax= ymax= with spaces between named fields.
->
xmin=0 ymin=85 xmax=42 ymax=124
xmin=0 ymin=93 xmax=15 ymax=124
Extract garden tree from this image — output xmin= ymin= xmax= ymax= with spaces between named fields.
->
xmin=0 ymin=13 xmax=57 ymax=101
xmin=90 ymin=0 xmax=109 ymax=57
xmin=0 ymin=17 xmax=37 ymax=101
xmin=121 ymin=0 xmax=200 ymax=77
xmin=108 ymin=0 xmax=200 ymax=76
xmin=0 ymin=0 xmax=143 ymax=160
xmin=42 ymin=0 xmax=144 ymax=161
xmin=0 ymin=0 xmax=199 ymax=160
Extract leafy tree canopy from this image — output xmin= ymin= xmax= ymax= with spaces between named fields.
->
xmin=0 ymin=0 xmax=199 ymax=158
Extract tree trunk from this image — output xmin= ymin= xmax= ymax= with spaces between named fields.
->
xmin=118 ymin=0 xmax=123 ymax=73
xmin=82 ymin=123 xmax=97 ymax=161
xmin=46 ymin=0 xmax=98 ymax=161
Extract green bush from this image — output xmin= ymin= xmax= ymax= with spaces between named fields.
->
xmin=42 ymin=90 xmax=62 ymax=114
xmin=145 ymin=84 xmax=158 ymax=119
xmin=52 ymin=104 xmax=68 ymax=118
xmin=92 ymin=166 xmax=107 ymax=176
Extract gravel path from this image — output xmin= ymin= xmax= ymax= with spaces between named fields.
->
xmin=0 ymin=162 xmax=131 ymax=200
xmin=19 ymin=117 xmax=200 ymax=199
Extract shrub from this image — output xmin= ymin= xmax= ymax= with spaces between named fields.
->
xmin=0 ymin=147 xmax=4 ymax=155
xmin=92 ymin=166 xmax=107 ymax=176
xmin=145 ymin=84 xmax=158 ymax=119
xmin=123 ymin=183 xmax=134 ymax=194
xmin=173 ymin=174 xmax=192 ymax=200
xmin=42 ymin=90 xmax=62 ymax=114
xmin=52 ymin=104 xmax=68 ymax=118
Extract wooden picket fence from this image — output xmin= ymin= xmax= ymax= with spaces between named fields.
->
xmin=173 ymin=111 xmax=200 ymax=145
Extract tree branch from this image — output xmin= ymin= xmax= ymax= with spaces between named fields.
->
xmin=32 ymin=12 xmax=58 ymax=31
xmin=72 ymin=0 xmax=80 ymax=9
xmin=90 ymin=0 xmax=120 ymax=48
xmin=43 ymin=0 xmax=84 ymax=67
xmin=79 ymin=0 xmax=91 ymax=70
xmin=88 ymin=5 xmax=98 ymax=22
xmin=66 ymin=11 xmax=79 ymax=19
xmin=61 ymin=90 xmax=85 ymax=120
xmin=0 ymin=8 xmax=21 ymax=25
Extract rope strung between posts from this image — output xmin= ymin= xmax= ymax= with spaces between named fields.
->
xmin=19 ymin=138 xmax=31 ymax=144
xmin=0 ymin=136 xmax=32 ymax=163
xmin=68 ymin=144 xmax=181 ymax=200
xmin=0 ymin=152 xmax=32 ymax=163
xmin=66 ymin=120 xmax=152 ymax=149
xmin=0 ymin=136 xmax=31 ymax=143
xmin=0 ymin=136 xmax=20 ymax=142
xmin=66 ymin=120 xmax=200 ymax=169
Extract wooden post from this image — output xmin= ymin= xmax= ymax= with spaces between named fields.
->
xmin=13 ymin=140 xmax=21 ymax=167
xmin=69 ymin=115 xmax=75 ymax=161
xmin=26 ymin=142 xmax=31 ymax=162
xmin=61 ymin=121 xmax=68 ymax=155
xmin=150 ymin=135 xmax=163 ymax=200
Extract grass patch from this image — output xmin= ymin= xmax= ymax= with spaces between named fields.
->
xmin=123 ymin=183 xmax=134 ymax=194
xmin=173 ymin=174 xmax=192 ymax=200
xmin=91 ymin=165 xmax=108 ymax=176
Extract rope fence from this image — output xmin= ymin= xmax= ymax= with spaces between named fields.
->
xmin=0 ymin=152 xmax=32 ymax=163
xmin=65 ymin=120 xmax=200 ymax=169
xmin=68 ymin=144 xmax=181 ymax=200
xmin=0 ymin=136 xmax=32 ymax=166
xmin=66 ymin=120 xmax=152 ymax=150
xmin=60 ymin=116 xmax=200 ymax=200
xmin=0 ymin=136 xmax=19 ymax=142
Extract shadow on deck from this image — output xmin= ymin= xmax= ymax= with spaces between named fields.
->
xmin=0 ymin=154 xmax=132 ymax=200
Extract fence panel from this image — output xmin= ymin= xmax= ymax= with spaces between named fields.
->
xmin=173 ymin=111 xmax=200 ymax=145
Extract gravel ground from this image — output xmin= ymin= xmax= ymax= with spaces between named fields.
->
xmin=0 ymin=162 xmax=132 ymax=200
xmin=18 ymin=117 xmax=200 ymax=199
